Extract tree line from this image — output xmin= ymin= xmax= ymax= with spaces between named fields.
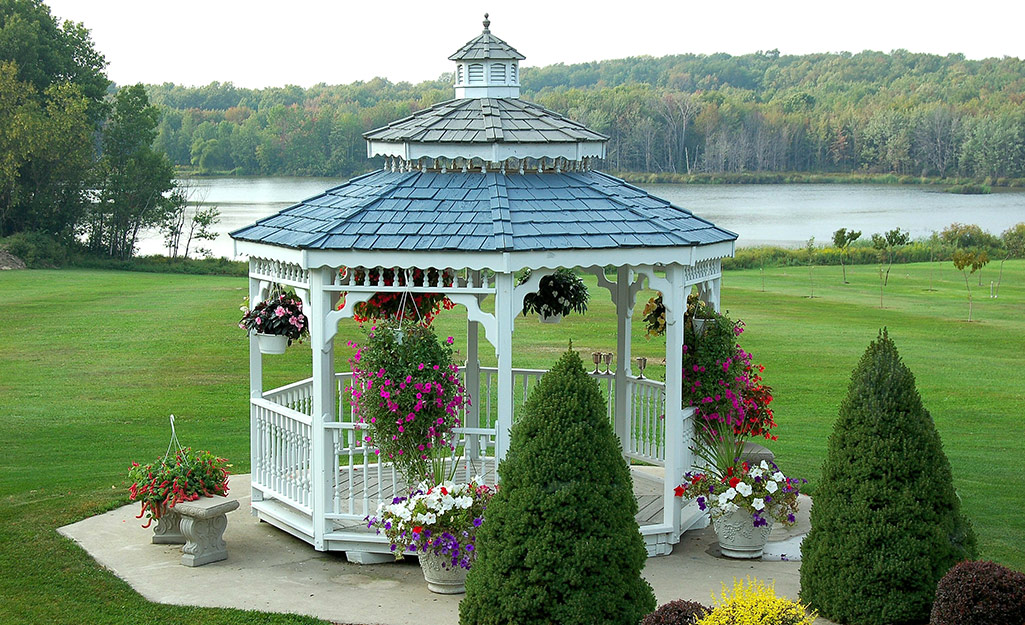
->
xmin=1 ymin=0 xmax=214 ymax=259
xmin=147 ymin=49 xmax=1025 ymax=181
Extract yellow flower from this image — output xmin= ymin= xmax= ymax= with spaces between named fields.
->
xmin=696 ymin=577 xmax=817 ymax=625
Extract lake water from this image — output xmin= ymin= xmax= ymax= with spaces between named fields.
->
xmin=136 ymin=176 xmax=1025 ymax=258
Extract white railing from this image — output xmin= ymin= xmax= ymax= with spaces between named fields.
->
xmin=476 ymin=366 xmax=666 ymax=464
xmin=624 ymin=376 xmax=667 ymax=465
xmin=251 ymin=397 xmax=313 ymax=514
xmin=258 ymin=366 xmax=670 ymax=521
xmin=262 ymin=377 xmax=315 ymax=417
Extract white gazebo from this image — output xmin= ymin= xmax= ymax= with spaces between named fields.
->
xmin=231 ymin=16 xmax=736 ymax=561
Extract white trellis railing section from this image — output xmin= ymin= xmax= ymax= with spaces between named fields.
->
xmin=251 ymin=395 xmax=313 ymax=514
xmin=253 ymin=364 xmax=672 ymax=525
xmin=473 ymin=366 xmax=667 ymax=464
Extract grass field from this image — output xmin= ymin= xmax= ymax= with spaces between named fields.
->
xmin=0 ymin=260 xmax=1022 ymax=623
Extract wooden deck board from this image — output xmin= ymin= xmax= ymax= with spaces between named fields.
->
xmin=329 ymin=464 xmax=667 ymax=528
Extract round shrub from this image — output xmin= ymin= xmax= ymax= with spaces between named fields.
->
xmin=930 ymin=560 xmax=1025 ymax=625
xmin=800 ymin=329 xmax=977 ymax=625
xmin=640 ymin=600 xmax=709 ymax=625
xmin=697 ymin=578 xmax=815 ymax=625
xmin=459 ymin=349 xmax=655 ymax=625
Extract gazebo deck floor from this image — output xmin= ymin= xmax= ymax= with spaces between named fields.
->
xmin=327 ymin=463 xmax=666 ymax=532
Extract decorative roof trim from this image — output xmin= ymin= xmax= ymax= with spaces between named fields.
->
xmin=366 ymin=140 xmax=608 ymax=162
xmin=235 ymin=240 xmax=736 ymax=275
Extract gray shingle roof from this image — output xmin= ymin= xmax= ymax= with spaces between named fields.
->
xmin=364 ymin=98 xmax=607 ymax=144
xmin=230 ymin=170 xmax=737 ymax=252
xmin=449 ymin=29 xmax=525 ymax=61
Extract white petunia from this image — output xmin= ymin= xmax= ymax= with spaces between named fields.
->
xmin=766 ymin=480 xmax=779 ymax=494
xmin=752 ymin=498 xmax=766 ymax=511
xmin=455 ymin=496 xmax=473 ymax=509
xmin=750 ymin=467 xmax=763 ymax=478
xmin=772 ymin=471 xmax=785 ymax=482
xmin=736 ymin=482 xmax=753 ymax=497
xmin=760 ymin=460 xmax=770 ymax=470
xmin=724 ymin=487 xmax=738 ymax=500
xmin=717 ymin=493 xmax=731 ymax=507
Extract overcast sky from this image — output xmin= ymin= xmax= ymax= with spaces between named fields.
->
xmin=43 ymin=1 xmax=1025 ymax=89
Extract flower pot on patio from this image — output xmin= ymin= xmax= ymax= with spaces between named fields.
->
xmin=419 ymin=550 xmax=468 ymax=594
xmin=255 ymin=332 xmax=288 ymax=354
xmin=712 ymin=507 xmax=772 ymax=559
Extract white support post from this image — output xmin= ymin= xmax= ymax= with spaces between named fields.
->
xmin=494 ymin=271 xmax=516 ymax=470
xmin=248 ymin=271 xmax=264 ymax=509
xmin=309 ymin=267 xmax=335 ymax=550
xmin=465 ymin=287 xmax=482 ymax=459
xmin=662 ymin=264 xmax=686 ymax=534
xmin=613 ymin=266 xmax=632 ymax=451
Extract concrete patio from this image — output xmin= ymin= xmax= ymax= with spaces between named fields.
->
xmin=59 ymin=474 xmax=830 ymax=625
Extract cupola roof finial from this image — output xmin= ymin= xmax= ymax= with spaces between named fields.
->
xmin=483 ymin=13 xmax=490 ymax=31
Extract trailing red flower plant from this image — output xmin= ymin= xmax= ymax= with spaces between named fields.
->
xmin=127 ymin=448 xmax=230 ymax=527
xmin=682 ymin=314 xmax=777 ymax=478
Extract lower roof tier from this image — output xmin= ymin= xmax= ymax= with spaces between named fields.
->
xmin=230 ymin=170 xmax=737 ymax=253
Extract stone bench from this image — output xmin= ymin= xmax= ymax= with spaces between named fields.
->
xmin=173 ymin=496 xmax=240 ymax=567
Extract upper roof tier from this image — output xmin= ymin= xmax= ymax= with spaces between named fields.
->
xmin=364 ymin=97 xmax=607 ymax=163
xmin=366 ymin=16 xmax=607 ymax=165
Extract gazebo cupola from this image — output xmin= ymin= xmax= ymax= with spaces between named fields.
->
xmin=450 ymin=14 xmax=524 ymax=99
xmin=365 ymin=16 xmax=606 ymax=171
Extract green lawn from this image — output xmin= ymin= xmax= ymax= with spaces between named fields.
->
xmin=0 ymin=260 xmax=1022 ymax=623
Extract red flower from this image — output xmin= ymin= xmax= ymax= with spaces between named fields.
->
xmin=729 ymin=477 xmax=741 ymax=488
xmin=673 ymin=485 xmax=687 ymax=497
xmin=412 ymin=526 xmax=423 ymax=534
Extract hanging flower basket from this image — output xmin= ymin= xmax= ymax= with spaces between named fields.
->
xmin=255 ymin=332 xmax=288 ymax=354
xmin=127 ymin=415 xmax=231 ymax=531
xmin=238 ymin=289 xmax=309 ymax=352
xmin=521 ymin=268 xmax=588 ymax=320
xmin=539 ymin=312 xmax=563 ymax=324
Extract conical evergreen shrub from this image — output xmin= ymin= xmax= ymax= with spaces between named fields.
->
xmin=459 ymin=349 xmax=655 ymax=625
xmin=800 ymin=329 xmax=977 ymax=625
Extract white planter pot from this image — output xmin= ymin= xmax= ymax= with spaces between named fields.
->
xmin=712 ymin=507 xmax=772 ymax=559
xmin=540 ymin=312 xmax=563 ymax=324
xmin=255 ymin=332 xmax=288 ymax=354
xmin=418 ymin=550 xmax=468 ymax=594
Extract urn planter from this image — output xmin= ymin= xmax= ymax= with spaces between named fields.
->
xmin=418 ymin=551 xmax=468 ymax=594
xmin=713 ymin=507 xmax=772 ymax=559
xmin=255 ymin=332 xmax=288 ymax=354
xmin=539 ymin=312 xmax=563 ymax=324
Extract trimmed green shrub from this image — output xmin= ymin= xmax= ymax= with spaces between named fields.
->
xmin=641 ymin=600 xmax=709 ymax=625
xmin=800 ymin=329 xmax=977 ymax=625
xmin=459 ymin=349 xmax=655 ymax=625
xmin=0 ymin=232 xmax=68 ymax=267
xmin=930 ymin=560 xmax=1025 ymax=625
